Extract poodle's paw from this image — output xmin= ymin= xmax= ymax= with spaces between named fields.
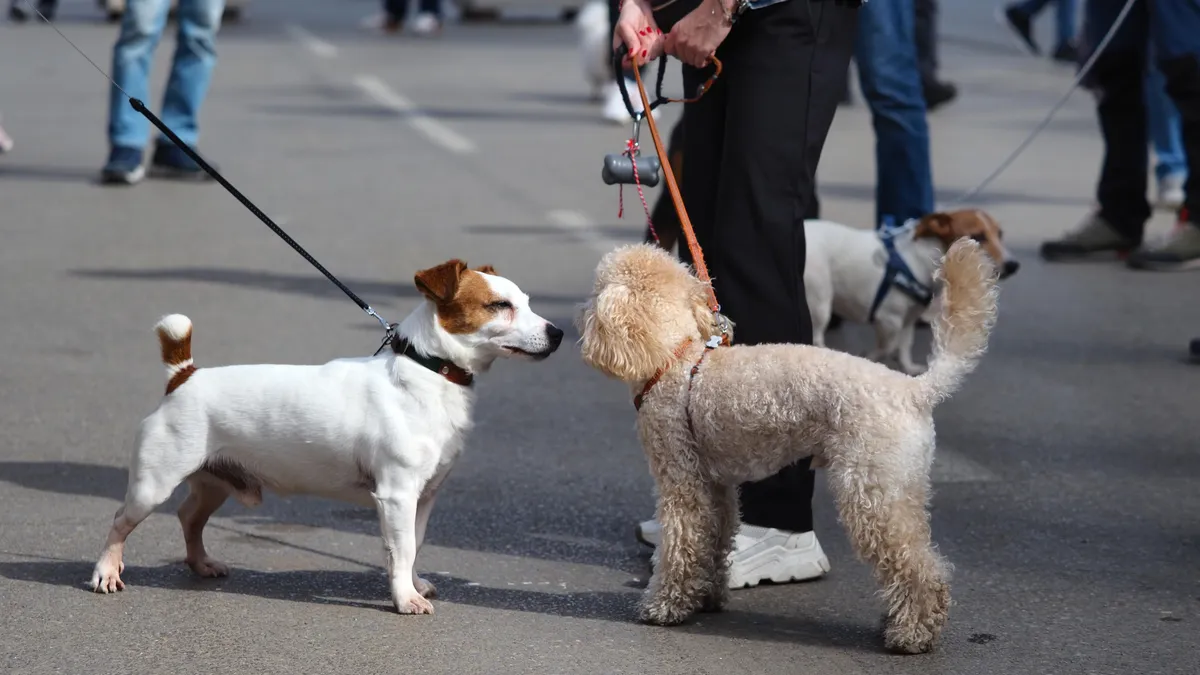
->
xmin=900 ymin=361 xmax=928 ymax=376
xmin=699 ymin=592 xmax=727 ymax=614
xmin=884 ymin=621 xmax=940 ymax=654
xmin=395 ymin=593 xmax=435 ymax=615
xmin=414 ymin=575 xmax=438 ymax=599
xmin=638 ymin=596 xmax=695 ymax=626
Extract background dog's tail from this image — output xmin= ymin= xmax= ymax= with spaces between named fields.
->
xmin=916 ymin=239 xmax=999 ymax=406
xmin=154 ymin=314 xmax=196 ymax=395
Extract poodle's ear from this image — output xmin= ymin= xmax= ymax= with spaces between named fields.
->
xmin=576 ymin=283 xmax=673 ymax=383
xmin=690 ymin=280 xmax=725 ymax=343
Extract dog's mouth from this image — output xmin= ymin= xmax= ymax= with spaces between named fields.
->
xmin=504 ymin=346 xmax=553 ymax=360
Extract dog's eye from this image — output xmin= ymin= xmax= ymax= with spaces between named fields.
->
xmin=486 ymin=300 xmax=514 ymax=311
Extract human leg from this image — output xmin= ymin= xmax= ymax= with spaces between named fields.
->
xmin=103 ymin=0 xmax=171 ymax=184
xmin=856 ymin=0 xmax=935 ymax=227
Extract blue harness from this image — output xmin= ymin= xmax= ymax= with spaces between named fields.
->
xmin=867 ymin=217 xmax=935 ymax=323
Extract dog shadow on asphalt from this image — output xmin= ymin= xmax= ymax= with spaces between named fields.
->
xmin=0 ymin=558 xmax=881 ymax=651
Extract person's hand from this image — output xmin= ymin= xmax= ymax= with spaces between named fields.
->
xmin=613 ymin=0 xmax=665 ymax=68
xmin=663 ymin=0 xmax=732 ymax=68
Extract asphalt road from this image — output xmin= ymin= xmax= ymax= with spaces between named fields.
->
xmin=1 ymin=1 xmax=1196 ymax=674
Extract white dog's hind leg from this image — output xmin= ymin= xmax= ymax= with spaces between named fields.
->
xmin=375 ymin=487 xmax=432 ymax=615
xmin=178 ymin=476 xmax=232 ymax=578
xmin=90 ymin=425 xmax=205 ymax=593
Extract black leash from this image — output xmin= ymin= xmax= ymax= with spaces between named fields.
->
xmin=25 ymin=1 xmax=396 ymax=352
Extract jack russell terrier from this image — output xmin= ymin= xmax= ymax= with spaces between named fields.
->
xmin=805 ymin=209 xmax=1018 ymax=374
xmin=88 ymin=260 xmax=564 ymax=615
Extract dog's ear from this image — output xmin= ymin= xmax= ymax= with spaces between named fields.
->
xmin=414 ymin=259 xmax=468 ymax=304
xmin=474 ymin=264 xmax=497 ymax=275
xmin=577 ymin=283 xmax=673 ymax=383
xmin=913 ymin=212 xmax=954 ymax=241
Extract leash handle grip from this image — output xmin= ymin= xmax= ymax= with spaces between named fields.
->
xmin=612 ymin=44 xmax=670 ymax=119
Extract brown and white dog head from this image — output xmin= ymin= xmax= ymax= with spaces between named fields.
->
xmin=913 ymin=209 xmax=1019 ymax=279
xmin=412 ymin=260 xmax=563 ymax=372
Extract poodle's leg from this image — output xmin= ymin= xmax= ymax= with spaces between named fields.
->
xmin=700 ymin=483 xmax=738 ymax=612
xmin=830 ymin=457 xmax=951 ymax=654
xmin=896 ymin=321 xmax=925 ymax=375
xmin=640 ymin=473 xmax=720 ymax=626
xmin=178 ymin=475 xmax=231 ymax=578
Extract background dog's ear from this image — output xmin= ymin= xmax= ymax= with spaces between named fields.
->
xmin=414 ymin=259 xmax=468 ymax=304
xmin=474 ymin=265 xmax=497 ymax=275
xmin=578 ymin=284 xmax=673 ymax=383
xmin=913 ymin=212 xmax=954 ymax=240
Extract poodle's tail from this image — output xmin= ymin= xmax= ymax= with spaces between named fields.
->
xmin=154 ymin=314 xmax=196 ymax=395
xmin=914 ymin=238 xmax=999 ymax=407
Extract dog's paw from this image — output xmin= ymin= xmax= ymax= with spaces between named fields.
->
xmin=884 ymin=623 xmax=937 ymax=654
xmin=395 ymin=594 xmax=435 ymax=615
xmin=186 ymin=556 xmax=230 ymax=578
xmin=900 ymin=363 xmax=928 ymax=376
xmin=638 ymin=598 xmax=694 ymax=626
xmin=414 ymin=576 xmax=438 ymax=599
xmin=89 ymin=563 xmax=125 ymax=594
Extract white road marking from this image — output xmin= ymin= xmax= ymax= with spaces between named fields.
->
xmin=931 ymin=446 xmax=1000 ymax=483
xmin=285 ymin=23 xmax=338 ymax=59
xmin=353 ymin=75 xmax=476 ymax=155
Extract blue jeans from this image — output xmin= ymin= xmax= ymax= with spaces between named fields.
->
xmin=107 ymin=0 xmax=225 ymax=150
xmin=1013 ymin=0 xmax=1078 ymax=50
xmin=856 ymin=0 xmax=934 ymax=227
xmin=1146 ymin=59 xmax=1187 ymax=181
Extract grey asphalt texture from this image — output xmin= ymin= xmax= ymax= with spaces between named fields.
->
xmin=1 ymin=1 xmax=1196 ymax=673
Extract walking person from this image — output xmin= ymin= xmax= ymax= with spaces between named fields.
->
xmin=914 ymin=0 xmax=958 ymax=111
xmin=1146 ymin=57 xmax=1187 ymax=211
xmin=616 ymin=0 xmax=860 ymax=588
xmin=380 ymin=0 xmax=443 ymax=35
xmin=101 ymin=0 xmax=226 ymax=185
xmin=999 ymin=0 xmax=1080 ymax=62
xmin=7 ymin=0 xmax=56 ymax=22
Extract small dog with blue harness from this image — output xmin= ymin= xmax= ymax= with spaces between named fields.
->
xmin=804 ymin=209 xmax=1019 ymax=374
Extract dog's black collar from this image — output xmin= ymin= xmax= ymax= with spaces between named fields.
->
xmin=391 ymin=337 xmax=474 ymax=387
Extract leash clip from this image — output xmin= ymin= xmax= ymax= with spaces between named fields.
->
xmin=373 ymin=322 xmax=400 ymax=356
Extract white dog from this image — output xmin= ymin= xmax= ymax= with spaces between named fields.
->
xmin=88 ymin=260 xmax=563 ymax=615
xmin=576 ymin=0 xmax=612 ymax=102
xmin=805 ymin=209 xmax=1018 ymax=374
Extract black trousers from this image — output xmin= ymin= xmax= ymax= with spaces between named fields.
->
xmin=914 ymin=0 xmax=939 ymax=88
xmin=1085 ymin=0 xmax=1200 ymax=239
xmin=678 ymin=0 xmax=859 ymax=533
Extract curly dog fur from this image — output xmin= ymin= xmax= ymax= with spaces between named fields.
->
xmin=575 ymin=238 xmax=999 ymax=654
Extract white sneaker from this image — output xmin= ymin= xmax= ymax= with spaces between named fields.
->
xmin=410 ymin=12 xmax=442 ymax=36
xmin=601 ymin=79 xmax=660 ymax=125
xmin=1157 ymin=173 xmax=1186 ymax=211
xmin=0 ymin=123 xmax=12 ymax=154
xmin=636 ymin=519 xmax=830 ymax=589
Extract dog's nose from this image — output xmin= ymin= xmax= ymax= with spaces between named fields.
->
xmin=545 ymin=324 xmax=564 ymax=349
xmin=1001 ymin=260 xmax=1020 ymax=278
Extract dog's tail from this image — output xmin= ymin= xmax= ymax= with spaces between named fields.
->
xmin=154 ymin=314 xmax=196 ymax=395
xmin=915 ymin=239 xmax=999 ymax=406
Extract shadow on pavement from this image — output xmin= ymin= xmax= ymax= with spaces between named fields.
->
xmin=0 ymin=559 xmax=885 ymax=651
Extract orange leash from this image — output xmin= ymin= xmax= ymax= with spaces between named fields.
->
xmin=628 ymin=52 xmax=730 ymax=345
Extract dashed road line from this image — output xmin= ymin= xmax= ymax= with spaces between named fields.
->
xmin=353 ymin=74 xmax=477 ymax=155
xmin=285 ymin=23 xmax=338 ymax=59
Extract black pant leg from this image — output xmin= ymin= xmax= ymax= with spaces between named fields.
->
xmin=914 ymin=0 xmax=939 ymax=87
xmin=682 ymin=0 xmax=859 ymax=533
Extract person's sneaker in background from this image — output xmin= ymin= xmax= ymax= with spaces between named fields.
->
xmin=411 ymin=12 xmax=441 ymax=36
xmin=636 ymin=519 xmax=830 ymax=589
xmin=998 ymin=4 xmax=1039 ymax=55
xmin=100 ymin=145 xmax=145 ymax=185
xmin=1156 ymin=173 xmax=1186 ymax=211
xmin=1189 ymin=337 xmax=1200 ymax=363
xmin=1126 ymin=221 xmax=1200 ymax=271
xmin=1040 ymin=212 xmax=1139 ymax=261
xmin=149 ymin=141 xmax=215 ymax=181
xmin=924 ymin=80 xmax=958 ymax=112
xmin=0 ymin=119 xmax=12 ymax=154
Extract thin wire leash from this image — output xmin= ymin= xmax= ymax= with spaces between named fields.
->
xmin=944 ymin=0 xmax=1138 ymax=207
xmin=23 ymin=1 xmax=397 ymax=351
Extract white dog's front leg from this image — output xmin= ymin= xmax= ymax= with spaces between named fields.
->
xmin=896 ymin=322 xmax=926 ymax=375
xmin=375 ymin=490 xmax=432 ymax=615
xmin=411 ymin=492 xmax=439 ymax=599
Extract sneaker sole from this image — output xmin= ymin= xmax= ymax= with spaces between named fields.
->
xmin=1126 ymin=256 xmax=1200 ymax=272
xmin=635 ymin=524 xmax=659 ymax=548
xmin=100 ymin=165 xmax=145 ymax=185
xmin=148 ymin=165 xmax=213 ymax=181
xmin=728 ymin=547 xmax=831 ymax=589
xmin=1040 ymin=246 xmax=1135 ymax=262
